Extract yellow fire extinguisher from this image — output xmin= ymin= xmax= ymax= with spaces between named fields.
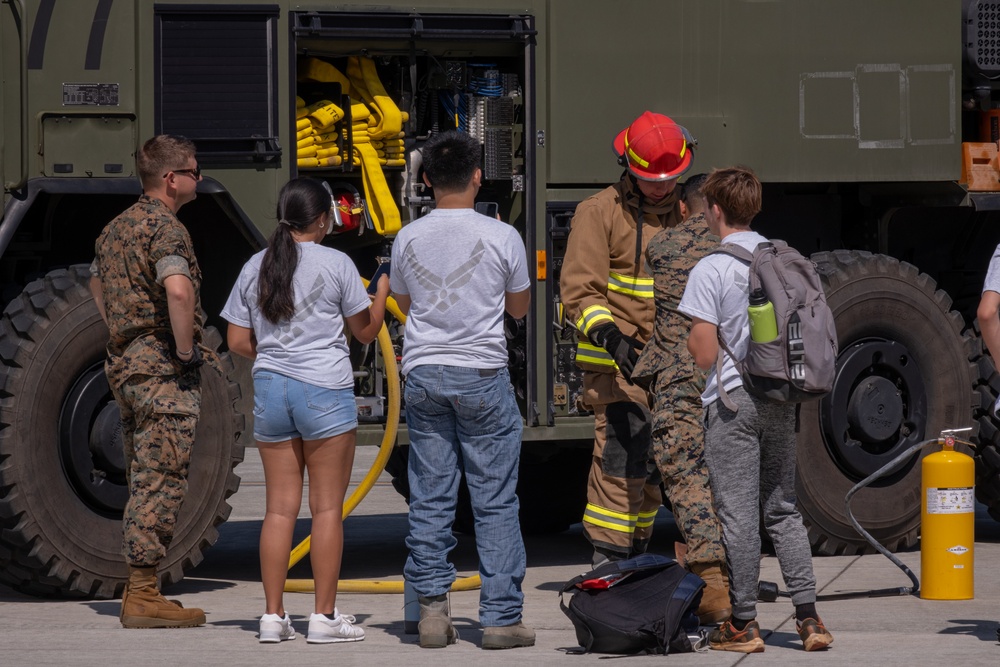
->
xmin=920 ymin=428 xmax=975 ymax=600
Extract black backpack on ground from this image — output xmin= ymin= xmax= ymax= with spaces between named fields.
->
xmin=559 ymin=553 xmax=706 ymax=655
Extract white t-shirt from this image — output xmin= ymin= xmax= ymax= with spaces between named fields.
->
xmin=678 ymin=230 xmax=769 ymax=406
xmin=390 ymin=207 xmax=530 ymax=375
xmin=221 ymin=242 xmax=371 ymax=389
xmin=984 ymin=243 xmax=1000 ymax=416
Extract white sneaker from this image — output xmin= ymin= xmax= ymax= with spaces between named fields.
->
xmin=306 ymin=611 xmax=365 ymax=644
xmin=259 ymin=613 xmax=296 ymax=643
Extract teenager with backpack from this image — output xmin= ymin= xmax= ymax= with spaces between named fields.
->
xmin=678 ymin=167 xmax=834 ymax=653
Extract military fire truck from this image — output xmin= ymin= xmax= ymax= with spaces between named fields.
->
xmin=3 ymin=0 xmax=1000 ymax=599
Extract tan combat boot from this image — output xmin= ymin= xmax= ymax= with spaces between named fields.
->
xmin=120 ymin=566 xmax=206 ymax=629
xmin=482 ymin=621 xmax=536 ymax=650
xmin=690 ymin=561 xmax=732 ymax=625
xmin=417 ymin=594 xmax=458 ymax=648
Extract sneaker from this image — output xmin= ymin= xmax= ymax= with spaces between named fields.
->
xmin=708 ymin=619 xmax=765 ymax=653
xmin=259 ymin=613 xmax=296 ymax=643
xmin=306 ymin=612 xmax=365 ymax=644
xmin=797 ymin=617 xmax=833 ymax=651
xmin=482 ymin=621 xmax=536 ymax=650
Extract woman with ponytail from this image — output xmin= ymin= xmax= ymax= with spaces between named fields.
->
xmin=222 ymin=177 xmax=389 ymax=645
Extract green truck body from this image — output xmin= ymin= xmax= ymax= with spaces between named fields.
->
xmin=3 ymin=0 xmax=998 ymax=598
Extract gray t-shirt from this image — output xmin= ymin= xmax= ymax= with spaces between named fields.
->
xmin=678 ymin=230 xmax=769 ymax=406
xmin=390 ymin=207 xmax=530 ymax=375
xmin=221 ymin=242 xmax=371 ymax=389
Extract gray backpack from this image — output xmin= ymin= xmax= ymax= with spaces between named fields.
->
xmin=709 ymin=240 xmax=837 ymax=410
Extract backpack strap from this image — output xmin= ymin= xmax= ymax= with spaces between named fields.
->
xmin=706 ymin=242 xmax=754 ymax=264
xmin=705 ymin=243 xmax=757 ymax=413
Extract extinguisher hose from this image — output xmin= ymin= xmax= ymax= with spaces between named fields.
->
xmin=760 ymin=436 xmax=975 ymax=602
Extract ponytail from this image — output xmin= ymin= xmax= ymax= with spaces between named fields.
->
xmin=257 ymin=178 xmax=331 ymax=323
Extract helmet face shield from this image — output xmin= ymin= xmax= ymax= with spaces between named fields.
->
xmin=613 ymin=111 xmax=695 ymax=181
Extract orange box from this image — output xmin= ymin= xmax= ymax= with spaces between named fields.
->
xmin=962 ymin=142 xmax=1000 ymax=192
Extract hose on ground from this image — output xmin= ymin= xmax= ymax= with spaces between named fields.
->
xmin=759 ymin=434 xmax=975 ymax=602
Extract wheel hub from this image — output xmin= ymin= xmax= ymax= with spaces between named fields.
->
xmin=846 ymin=376 xmax=904 ymax=442
xmin=820 ymin=339 xmax=926 ymax=481
xmin=59 ymin=364 xmax=128 ymax=514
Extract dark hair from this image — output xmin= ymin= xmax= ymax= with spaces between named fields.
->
xmin=136 ymin=135 xmax=196 ymax=190
xmin=258 ymin=178 xmax=331 ymax=323
xmin=679 ymin=173 xmax=708 ymax=205
xmin=702 ymin=166 xmax=761 ymax=227
xmin=421 ymin=131 xmax=482 ymax=193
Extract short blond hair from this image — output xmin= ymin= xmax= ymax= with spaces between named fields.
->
xmin=136 ymin=135 xmax=196 ymax=190
xmin=702 ymin=166 xmax=761 ymax=227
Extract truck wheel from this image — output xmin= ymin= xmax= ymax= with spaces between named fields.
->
xmin=970 ymin=324 xmax=1000 ymax=520
xmin=0 ymin=266 xmax=245 ymax=599
xmin=384 ymin=443 xmax=588 ymax=535
xmin=798 ymin=251 xmax=977 ymax=555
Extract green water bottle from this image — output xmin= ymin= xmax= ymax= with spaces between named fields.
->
xmin=748 ymin=288 xmax=778 ymax=343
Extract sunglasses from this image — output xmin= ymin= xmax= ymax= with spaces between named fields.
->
xmin=164 ymin=166 xmax=202 ymax=179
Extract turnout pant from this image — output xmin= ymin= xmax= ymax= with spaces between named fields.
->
xmin=581 ymin=371 xmax=661 ymax=558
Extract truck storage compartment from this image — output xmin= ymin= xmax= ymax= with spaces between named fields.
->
xmin=291 ymin=11 xmax=538 ymax=421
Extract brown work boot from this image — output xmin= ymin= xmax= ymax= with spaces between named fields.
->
xmin=120 ymin=566 xmax=206 ymax=629
xmin=417 ymin=594 xmax=458 ymax=648
xmin=690 ymin=561 xmax=732 ymax=625
xmin=482 ymin=621 xmax=536 ymax=650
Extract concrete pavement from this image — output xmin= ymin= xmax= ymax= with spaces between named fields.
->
xmin=3 ymin=445 xmax=999 ymax=666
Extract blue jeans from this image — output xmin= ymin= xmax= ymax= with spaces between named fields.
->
xmin=403 ymin=365 xmax=526 ymax=627
xmin=252 ymin=370 xmax=357 ymax=442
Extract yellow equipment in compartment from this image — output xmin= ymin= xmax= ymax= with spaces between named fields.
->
xmin=920 ymin=430 xmax=975 ymax=600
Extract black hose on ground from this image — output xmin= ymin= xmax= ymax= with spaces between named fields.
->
xmin=758 ymin=433 xmax=975 ymax=602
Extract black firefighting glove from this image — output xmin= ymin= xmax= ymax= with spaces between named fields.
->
xmin=589 ymin=322 xmax=643 ymax=384
xmin=176 ymin=345 xmax=204 ymax=371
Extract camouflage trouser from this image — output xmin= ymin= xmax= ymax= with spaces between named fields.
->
xmin=113 ymin=371 xmax=201 ymax=567
xmin=581 ymin=371 xmax=661 ymax=558
xmin=650 ymin=370 xmax=725 ymax=567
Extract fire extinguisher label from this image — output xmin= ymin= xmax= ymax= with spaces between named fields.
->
xmin=926 ymin=487 xmax=974 ymax=514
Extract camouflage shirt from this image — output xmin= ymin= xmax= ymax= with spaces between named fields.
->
xmin=632 ymin=212 xmax=719 ymax=385
xmin=92 ymin=195 xmax=218 ymax=388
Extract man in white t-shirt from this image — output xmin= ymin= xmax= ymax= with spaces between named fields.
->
xmin=679 ymin=167 xmax=833 ymax=654
xmin=391 ymin=131 xmax=534 ymax=651
xmin=978 ymin=247 xmax=1000 ymax=417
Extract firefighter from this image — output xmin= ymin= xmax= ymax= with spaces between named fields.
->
xmin=561 ymin=111 xmax=688 ymax=567
xmin=560 ymin=113 xmax=729 ymax=624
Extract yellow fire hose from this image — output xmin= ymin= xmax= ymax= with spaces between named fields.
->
xmin=284 ymin=289 xmax=482 ymax=594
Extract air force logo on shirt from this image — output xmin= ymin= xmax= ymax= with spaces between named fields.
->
xmin=404 ymin=239 xmax=486 ymax=312
xmin=276 ymin=273 xmax=325 ymax=345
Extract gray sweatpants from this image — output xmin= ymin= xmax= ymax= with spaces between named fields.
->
xmin=703 ymin=386 xmax=817 ymax=620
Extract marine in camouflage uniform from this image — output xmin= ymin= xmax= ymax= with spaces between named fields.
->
xmin=632 ymin=209 xmax=731 ymax=623
xmin=91 ymin=193 xmax=220 ymax=568
xmin=89 ymin=135 xmax=221 ymax=629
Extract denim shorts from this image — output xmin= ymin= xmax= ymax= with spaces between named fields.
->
xmin=252 ymin=370 xmax=358 ymax=442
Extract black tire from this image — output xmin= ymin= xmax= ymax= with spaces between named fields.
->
xmin=516 ymin=444 xmax=589 ymax=534
xmin=970 ymin=322 xmax=1000 ymax=521
xmin=798 ymin=251 xmax=977 ymax=555
xmin=0 ymin=266 xmax=245 ymax=598
xmin=384 ymin=443 xmax=589 ymax=535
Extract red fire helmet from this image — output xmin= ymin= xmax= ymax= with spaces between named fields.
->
xmin=612 ymin=111 xmax=694 ymax=182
